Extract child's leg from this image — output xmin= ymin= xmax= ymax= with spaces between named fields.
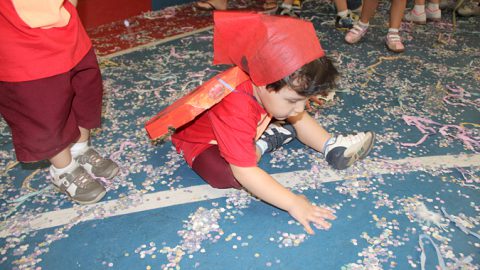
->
xmin=334 ymin=0 xmax=349 ymax=12
xmin=335 ymin=0 xmax=358 ymax=29
xmin=359 ymin=0 xmax=379 ymax=23
xmin=49 ymin=147 xmax=73 ymax=169
xmin=289 ymin=112 xmax=375 ymax=170
xmin=390 ymin=0 xmax=408 ymax=29
xmin=70 ymin=48 xmax=119 ymax=179
xmin=288 ymin=112 xmax=331 ymax=153
xmin=386 ymin=0 xmax=407 ymax=53
xmin=404 ymin=0 xmax=427 ymax=24
xmin=192 ymin=145 xmax=242 ymax=189
xmin=344 ymin=0 xmax=377 ymax=43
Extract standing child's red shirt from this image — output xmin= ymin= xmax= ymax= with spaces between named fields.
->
xmin=172 ymin=80 xmax=271 ymax=167
xmin=0 ymin=0 xmax=91 ymax=82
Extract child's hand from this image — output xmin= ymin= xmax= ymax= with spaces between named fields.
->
xmin=287 ymin=195 xmax=336 ymax=235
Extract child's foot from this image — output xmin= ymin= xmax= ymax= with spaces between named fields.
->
xmin=457 ymin=0 xmax=480 ymax=16
xmin=258 ymin=122 xmax=296 ymax=154
xmin=50 ymin=163 xmax=106 ymax=204
xmin=385 ymin=32 xmax=405 ymax=53
xmin=276 ymin=3 xmax=299 ymax=17
xmin=426 ymin=6 xmax=441 ymax=21
xmin=403 ymin=9 xmax=427 ymax=24
xmin=336 ymin=11 xmax=358 ymax=29
xmin=75 ymin=148 xmax=119 ymax=179
xmin=324 ymin=131 xmax=375 ymax=170
xmin=292 ymin=0 xmax=302 ymax=16
xmin=345 ymin=23 xmax=368 ymax=44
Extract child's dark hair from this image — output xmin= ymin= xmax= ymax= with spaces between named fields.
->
xmin=266 ymin=56 xmax=339 ymax=97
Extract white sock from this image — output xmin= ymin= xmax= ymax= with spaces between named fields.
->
xmin=281 ymin=3 xmax=292 ymax=9
xmin=413 ymin=4 xmax=425 ymax=13
xmin=50 ymin=159 xmax=78 ymax=176
xmin=388 ymin=28 xmax=399 ymax=34
xmin=337 ymin=10 xmax=349 ymax=17
xmin=358 ymin=20 xmax=369 ymax=29
xmin=256 ymin=140 xmax=268 ymax=155
xmin=322 ymin=136 xmax=334 ymax=154
xmin=427 ymin=3 xmax=439 ymax=10
xmin=70 ymin=141 xmax=89 ymax=158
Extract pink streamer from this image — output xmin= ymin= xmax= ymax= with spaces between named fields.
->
xmin=400 ymin=116 xmax=480 ymax=152
xmin=110 ymin=141 xmax=137 ymax=161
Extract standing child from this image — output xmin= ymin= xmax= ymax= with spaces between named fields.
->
xmin=403 ymin=0 xmax=441 ymax=23
xmin=171 ymin=12 xmax=375 ymax=234
xmin=334 ymin=0 xmax=363 ymax=29
xmin=344 ymin=0 xmax=407 ymax=52
xmin=0 ymin=0 xmax=119 ymax=204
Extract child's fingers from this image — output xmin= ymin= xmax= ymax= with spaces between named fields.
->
xmin=313 ymin=207 xmax=337 ymax=220
xmin=301 ymin=221 xmax=315 ymax=235
xmin=311 ymin=218 xmax=332 ymax=230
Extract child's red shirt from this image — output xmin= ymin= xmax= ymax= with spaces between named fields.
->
xmin=0 ymin=0 xmax=91 ymax=82
xmin=172 ymin=80 xmax=271 ymax=167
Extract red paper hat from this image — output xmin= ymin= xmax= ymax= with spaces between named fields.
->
xmin=213 ymin=11 xmax=325 ymax=86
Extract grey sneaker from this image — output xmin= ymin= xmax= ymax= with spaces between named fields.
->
xmin=259 ymin=122 xmax=297 ymax=153
xmin=50 ymin=165 xmax=106 ymax=204
xmin=324 ymin=131 xmax=375 ymax=170
xmin=75 ymin=148 xmax=119 ymax=179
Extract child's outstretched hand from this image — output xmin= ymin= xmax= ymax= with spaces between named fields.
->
xmin=287 ymin=195 xmax=336 ymax=235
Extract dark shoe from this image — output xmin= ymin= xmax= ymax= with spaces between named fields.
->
xmin=276 ymin=4 xmax=299 ymax=17
xmin=259 ymin=122 xmax=297 ymax=153
xmin=335 ymin=11 xmax=358 ymax=29
xmin=75 ymin=148 xmax=119 ymax=179
xmin=324 ymin=131 xmax=375 ymax=170
xmin=50 ymin=165 xmax=106 ymax=204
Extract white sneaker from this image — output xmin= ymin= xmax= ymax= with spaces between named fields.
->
xmin=426 ymin=7 xmax=442 ymax=20
xmin=457 ymin=0 xmax=480 ymax=16
xmin=403 ymin=9 xmax=427 ymax=24
xmin=324 ymin=131 xmax=375 ymax=170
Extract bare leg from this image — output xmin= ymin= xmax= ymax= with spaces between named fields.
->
xmin=390 ymin=0 xmax=408 ymax=28
xmin=334 ymin=0 xmax=349 ymax=12
xmin=49 ymin=148 xmax=72 ymax=169
xmin=359 ymin=0 xmax=379 ymax=23
xmin=78 ymin=126 xmax=90 ymax=143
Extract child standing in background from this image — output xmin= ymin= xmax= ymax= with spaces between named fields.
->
xmin=403 ymin=0 xmax=441 ymax=24
xmin=344 ymin=0 xmax=407 ymax=53
xmin=0 ymin=0 xmax=119 ymax=204
xmin=171 ymin=12 xmax=375 ymax=234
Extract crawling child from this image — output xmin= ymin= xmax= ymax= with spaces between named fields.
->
xmin=171 ymin=11 xmax=375 ymax=234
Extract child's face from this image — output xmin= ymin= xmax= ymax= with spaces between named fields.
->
xmin=257 ymin=85 xmax=307 ymax=120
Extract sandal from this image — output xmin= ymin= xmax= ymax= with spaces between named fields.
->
xmin=263 ymin=0 xmax=278 ymax=13
xmin=193 ymin=0 xmax=221 ymax=11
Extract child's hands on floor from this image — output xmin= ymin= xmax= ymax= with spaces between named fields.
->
xmin=287 ymin=195 xmax=336 ymax=235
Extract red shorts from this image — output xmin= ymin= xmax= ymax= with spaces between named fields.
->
xmin=0 ymin=48 xmax=103 ymax=162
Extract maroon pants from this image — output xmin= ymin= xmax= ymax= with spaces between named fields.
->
xmin=192 ymin=145 xmax=242 ymax=189
xmin=0 ymin=48 xmax=103 ymax=162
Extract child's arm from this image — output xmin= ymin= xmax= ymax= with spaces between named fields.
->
xmin=288 ymin=111 xmax=331 ymax=153
xmin=230 ymin=165 xmax=336 ymax=234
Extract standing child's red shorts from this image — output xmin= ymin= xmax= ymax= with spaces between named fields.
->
xmin=0 ymin=48 xmax=103 ymax=162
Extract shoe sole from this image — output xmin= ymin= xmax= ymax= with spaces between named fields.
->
xmin=54 ymin=186 xmax=106 ymax=205
xmin=404 ymin=19 xmax=427 ymax=24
